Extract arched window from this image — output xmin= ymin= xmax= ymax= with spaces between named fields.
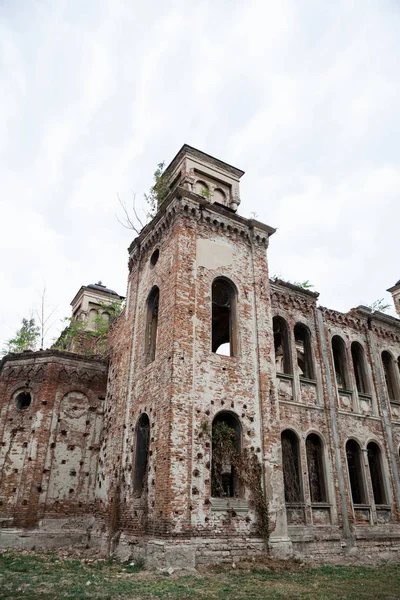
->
xmin=195 ymin=180 xmax=209 ymax=197
xmin=332 ymin=336 xmax=350 ymax=389
xmin=281 ymin=430 xmax=302 ymax=503
xmin=294 ymin=324 xmax=314 ymax=380
xmin=382 ymin=351 xmax=399 ymax=401
xmin=273 ymin=317 xmax=292 ymax=375
xmin=211 ymin=412 xmax=241 ymax=497
xmin=213 ymin=188 xmax=226 ymax=205
xmin=367 ymin=442 xmax=387 ymax=505
xmin=133 ymin=413 xmax=150 ymax=495
xmin=351 ymin=342 xmax=370 ymax=394
xmin=212 ymin=278 xmax=237 ymax=356
xmin=87 ymin=308 xmax=98 ymax=331
xmin=306 ymin=433 xmax=327 ymax=502
xmin=346 ymin=440 xmax=366 ymax=504
xmin=145 ymin=287 xmax=159 ymax=362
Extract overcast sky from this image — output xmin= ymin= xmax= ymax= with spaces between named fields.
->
xmin=1 ymin=0 xmax=399 ymax=349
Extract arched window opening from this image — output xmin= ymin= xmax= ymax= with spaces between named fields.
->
xmin=15 ymin=391 xmax=32 ymax=410
xmin=351 ymin=342 xmax=369 ymax=394
xmin=195 ymin=180 xmax=209 ymax=198
xmin=211 ymin=412 xmax=242 ymax=498
xmin=213 ymin=188 xmax=226 ymax=205
xmin=382 ymin=351 xmax=399 ymax=401
xmin=367 ymin=442 xmax=387 ymax=505
xmin=294 ymin=324 xmax=314 ymax=380
xmin=332 ymin=336 xmax=349 ymax=389
xmin=281 ymin=430 xmax=302 ymax=503
xmin=346 ymin=440 xmax=366 ymax=504
xmin=306 ymin=434 xmax=327 ymax=502
xmin=273 ymin=317 xmax=292 ymax=375
xmin=87 ymin=308 xmax=98 ymax=331
xmin=212 ymin=278 xmax=237 ymax=356
xmin=133 ymin=414 xmax=150 ymax=496
xmin=145 ymin=287 xmax=159 ymax=362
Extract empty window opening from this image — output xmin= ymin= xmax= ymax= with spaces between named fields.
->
xmin=346 ymin=440 xmax=366 ymax=504
xmin=273 ymin=317 xmax=292 ymax=375
xmin=306 ymin=434 xmax=327 ymax=502
xmin=211 ymin=412 xmax=242 ymax=498
xmin=15 ymin=391 xmax=31 ymax=410
xmin=294 ymin=324 xmax=314 ymax=379
xmin=351 ymin=342 xmax=369 ymax=394
xmin=367 ymin=442 xmax=387 ymax=505
xmin=133 ymin=413 xmax=150 ymax=496
xmin=145 ymin=287 xmax=159 ymax=362
xmin=382 ymin=351 xmax=399 ymax=401
xmin=212 ymin=278 xmax=237 ymax=356
xmin=150 ymin=248 xmax=159 ymax=267
xmin=332 ymin=336 xmax=350 ymax=389
xmin=281 ymin=430 xmax=303 ymax=503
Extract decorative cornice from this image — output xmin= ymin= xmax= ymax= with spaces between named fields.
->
xmin=0 ymin=349 xmax=107 ymax=376
xmin=319 ymin=306 xmax=368 ymax=334
xmin=271 ymin=287 xmax=316 ymax=314
xmin=127 ymin=188 xmax=275 ymax=270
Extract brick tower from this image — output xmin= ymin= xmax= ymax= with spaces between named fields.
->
xmin=99 ymin=145 xmax=290 ymax=566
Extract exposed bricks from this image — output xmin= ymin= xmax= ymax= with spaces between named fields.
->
xmin=1 ymin=146 xmax=400 ymax=566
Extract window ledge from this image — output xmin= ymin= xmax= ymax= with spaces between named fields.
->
xmin=210 ymin=498 xmax=249 ymax=514
xmin=299 ymin=377 xmax=317 ymax=385
xmin=277 ymin=373 xmax=293 ymax=381
xmin=359 ymin=393 xmax=373 ymax=400
xmin=337 ymin=388 xmax=353 ymax=395
xmin=311 ymin=502 xmax=331 ymax=508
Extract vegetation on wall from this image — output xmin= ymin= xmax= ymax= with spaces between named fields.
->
xmin=211 ymin=421 xmax=269 ymax=543
xmin=53 ymin=299 xmax=124 ymax=356
xmin=116 ymin=161 xmax=169 ymax=234
xmin=2 ymin=317 xmax=40 ymax=355
xmin=365 ymin=298 xmax=391 ymax=313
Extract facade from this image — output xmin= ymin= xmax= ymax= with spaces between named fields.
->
xmin=1 ymin=144 xmax=400 ymax=567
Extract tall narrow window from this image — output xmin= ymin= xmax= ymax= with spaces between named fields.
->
xmin=145 ymin=287 xmax=159 ymax=362
xmin=133 ymin=413 xmax=150 ymax=495
xmin=367 ymin=442 xmax=387 ymax=505
xmin=273 ymin=317 xmax=292 ymax=375
xmin=281 ymin=430 xmax=302 ymax=503
xmin=294 ymin=324 xmax=314 ymax=379
xmin=211 ymin=412 xmax=242 ymax=498
xmin=306 ymin=433 xmax=327 ymax=502
xmin=382 ymin=351 xmax=399 ymax=401
xmin=332 ymin=336 xmax=349 ymax=389
xmin=211 ymin=278 xmax=237 ymax=356
xmin=346 ymin=440 xmax=366 ymax=504
xmin=351 ymin=342 xmax=369 ymax=394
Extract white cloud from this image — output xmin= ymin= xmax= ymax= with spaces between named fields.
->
xmin=0 ymin=0 xmax=399 ymax=348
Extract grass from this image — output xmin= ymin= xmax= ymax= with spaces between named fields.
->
xmin=0 ymin=550 xmax=399 ymax=599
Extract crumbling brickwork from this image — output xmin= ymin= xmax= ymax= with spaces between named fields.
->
xmin=0 ymin=351 xmax=106 ymax=532
xmin=1 ymin=144 xmax=400 ymax=566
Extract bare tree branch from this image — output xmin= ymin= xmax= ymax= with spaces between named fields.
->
xmin=115 ymin=193 xmax=144 ymax=235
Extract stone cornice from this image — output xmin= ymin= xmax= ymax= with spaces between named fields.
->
xmin=320 ymin=306 xmax=368 ymax=334
xmin=271 ymin=288 xmax=317 ymax=315
xmin=127 ymin=187 xmax=276 ymax=270
xmin=0 ymin=349 xmax=107 ymax=375
xmin=163 ymin=144 xmax=245 ymax=181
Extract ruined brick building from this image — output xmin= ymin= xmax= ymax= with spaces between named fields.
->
xmin=1 ymin=145 xmax=400 ymax=567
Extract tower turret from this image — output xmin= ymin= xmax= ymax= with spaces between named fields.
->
xmin=387 ymin=279 xmax=400 ymax=318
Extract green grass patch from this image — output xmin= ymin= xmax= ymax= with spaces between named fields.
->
xmin=0 ymin=550 xmax=399 ymax=599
